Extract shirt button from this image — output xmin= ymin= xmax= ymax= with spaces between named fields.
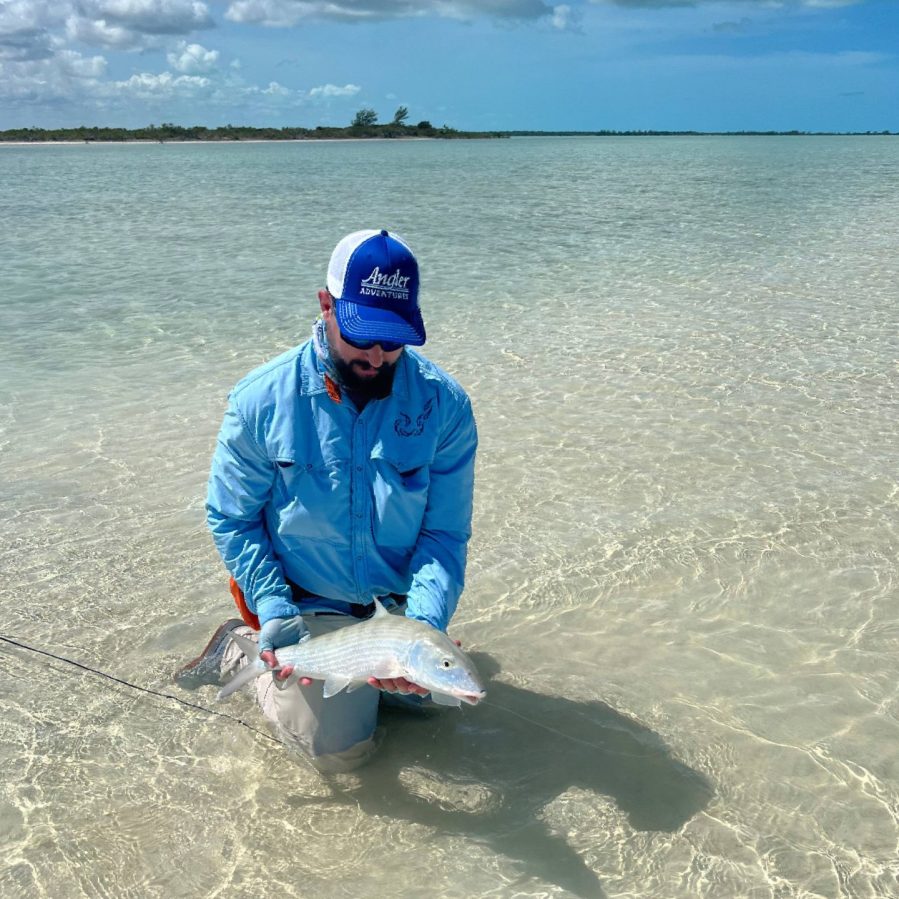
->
xmin=355 ymin=465 xmax=363 ymax=472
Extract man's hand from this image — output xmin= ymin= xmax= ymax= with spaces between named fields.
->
xmin=258 ymin=615 xmax=312 ymax=685
xmin=367 ymin=676 xmax=430 ymax=696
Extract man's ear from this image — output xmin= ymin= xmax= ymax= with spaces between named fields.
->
xmin=318 ymin=289 xmax=332 ymax=317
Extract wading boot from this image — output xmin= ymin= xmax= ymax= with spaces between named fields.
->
xmin=173 ymin=619 xmax=250 ymax=690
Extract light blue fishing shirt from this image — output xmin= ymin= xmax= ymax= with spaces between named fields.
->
xmin=206 ymin=341 xmax=477 ymax=633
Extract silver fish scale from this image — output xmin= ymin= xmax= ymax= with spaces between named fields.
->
xmin=275 ymin=616 xmax=431 ymax=683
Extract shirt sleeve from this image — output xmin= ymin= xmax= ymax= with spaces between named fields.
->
xmin=205 ymin=399 xmax=297 ymax=626
xmin=404 ymin=395 xmax=478 ymax=632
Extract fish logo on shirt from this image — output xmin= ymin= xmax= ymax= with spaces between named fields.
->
xmin=394 ymin=399 xmax=434 ymax=437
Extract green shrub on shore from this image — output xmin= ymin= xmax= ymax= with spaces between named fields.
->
xmin=0 ymin=122 xmax=507 ymax=142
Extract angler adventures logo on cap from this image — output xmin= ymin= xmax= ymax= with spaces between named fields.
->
xmin=358 ymin=266 xmax=412 ymax=303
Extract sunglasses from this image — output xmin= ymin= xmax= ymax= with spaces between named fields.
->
xmin=340 ymin=332 xmax=405 ymax=353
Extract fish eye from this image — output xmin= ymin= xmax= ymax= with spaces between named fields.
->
xmin=441 ymin=658 xmax=452 ymax=668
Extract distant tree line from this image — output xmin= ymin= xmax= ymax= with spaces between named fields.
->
xmin=2 ymin=119 xmax=893 ymax=143
xmin=0 ymin=113 xmax=507 ymax=143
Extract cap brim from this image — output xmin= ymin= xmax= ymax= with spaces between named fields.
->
xmin=335 ymin=300 xmax=426 ymax=346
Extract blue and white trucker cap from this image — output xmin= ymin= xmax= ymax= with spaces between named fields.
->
xmin=327 ymin=229 xmax=426 ymax=346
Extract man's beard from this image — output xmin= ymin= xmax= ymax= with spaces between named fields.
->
xmin=329 ymin=351 xmax=398 ymax=400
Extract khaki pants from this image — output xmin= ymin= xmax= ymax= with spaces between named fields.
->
xmin=225 ymin=614 xmax=384 ymax=772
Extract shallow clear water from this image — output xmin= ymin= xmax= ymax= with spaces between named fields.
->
xmin=1 ymin=136 xmax=897 ymax=898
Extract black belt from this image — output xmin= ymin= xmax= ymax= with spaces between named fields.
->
xmin=286 ymin=578 xmax=405 ymax=619
xmin=339 ymin=598 xmax=375 ymax=619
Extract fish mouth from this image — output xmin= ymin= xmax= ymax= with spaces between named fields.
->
xmin=459 ymin=690 xmax=486 ymax=706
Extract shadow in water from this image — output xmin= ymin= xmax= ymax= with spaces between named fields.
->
xmin=289 ymin=653 xmax=714 ymax=898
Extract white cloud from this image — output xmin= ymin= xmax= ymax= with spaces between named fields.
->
xmin=308 ymin=82 xmax=361 ymax=98
xmin=77 ymin=0 xmax=213 ymax=34
xmin=225 ymin=0 xmax=553 ymax=27
xmin=0 ymin=49 xmax=107 ymax=100
xmin=66 ymin=15 xmax=136 ymax=48
xmin=107 ymin=70 xmax=211 ymax=98
xmin=551 ymin=3 xmax=582 ymax=30
xmin=59 ymin=48 xmax=107 ymax=77
xmin=167 ymin=40 xmax=219 ymax=72
xmin=0 ymin=3 xmax=364 ymax=115
xmin=0 ymin=0 xmax=67 ymax=33
xmin=63 ymin=0 xmax=214 ymax=50
xmin=0 ymin=1 xmax=68 ymax=60
xmin=0 ymin=28 xmax=54 ymax=61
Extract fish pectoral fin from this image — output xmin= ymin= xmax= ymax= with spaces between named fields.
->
xmin=430 ymin=691 xmax=462 ymax=708
xmin=369 ymin=660 xmax=400 ymax=679
xmin=321 ymin=675 xmax=353 ymax=699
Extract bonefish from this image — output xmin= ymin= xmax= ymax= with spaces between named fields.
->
xmin=217 ymin=599 xmax=485 ymax=707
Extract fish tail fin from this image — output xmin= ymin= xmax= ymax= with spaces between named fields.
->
xmin=216 ymin=631 xmax=266 ymax=700
xmin=216 ymin=660 xmax=266 ymax=700
xmin=230 ymin=631 xmax=260 ymax=662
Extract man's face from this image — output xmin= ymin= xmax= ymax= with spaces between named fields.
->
xmin=319 ymin=291 xmax=404 ymax=399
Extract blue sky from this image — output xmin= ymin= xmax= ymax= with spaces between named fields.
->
xmin=0 ymin=1 xmax=896 ymax=131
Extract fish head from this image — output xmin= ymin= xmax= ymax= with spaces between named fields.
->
xmin=406 ymin=634 xmax=486 ymax=705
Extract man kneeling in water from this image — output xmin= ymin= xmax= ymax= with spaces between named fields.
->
xmin=173 ymin=229 xmax=478 ymax=771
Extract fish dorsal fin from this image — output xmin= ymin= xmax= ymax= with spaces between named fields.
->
xmin=372 ymin=597 xmax=390 ymax=618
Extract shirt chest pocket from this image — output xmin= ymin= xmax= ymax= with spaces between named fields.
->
xmin=273 ymin=458 xmax=350 ymax=544
xmin=369 ymin=450 xmax=431 ymax=551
